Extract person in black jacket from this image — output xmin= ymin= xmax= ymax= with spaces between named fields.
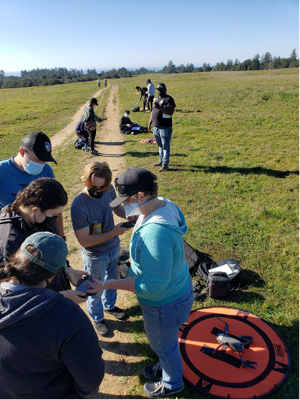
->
xmin=0 ymin=231 xmax=105 ymax=399
xmin=0 ymin=177 xmax=87 ymax=304
xmin=136 ymin=86 xmax=148 ymax=111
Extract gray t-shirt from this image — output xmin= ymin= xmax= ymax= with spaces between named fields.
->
xmin=71 ymin=185 xmax=119 ymax=256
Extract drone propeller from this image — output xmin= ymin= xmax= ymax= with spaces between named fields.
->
xmin=216 ymin=316 xmax=229 ymax=334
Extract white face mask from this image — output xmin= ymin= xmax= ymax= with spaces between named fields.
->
xmin=124 ymin=200 xmax=140 ymax=218
xmin=124 ymin=114 xmax=129 ymax=118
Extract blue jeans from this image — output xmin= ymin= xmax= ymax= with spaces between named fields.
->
xmin=81 ymin=247 xmax=120 ymax=322
xmin=139 ymin=281 xmax=193 ymax=390
xmin=153 ymin=126 xmax=172 ymax=168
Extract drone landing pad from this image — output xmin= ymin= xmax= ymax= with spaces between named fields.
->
xmin=178 ymin=306 xmax=290 ymax=399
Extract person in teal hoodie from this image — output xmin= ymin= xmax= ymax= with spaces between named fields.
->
xmin=88 ymin=168 xmax=193 ymax=399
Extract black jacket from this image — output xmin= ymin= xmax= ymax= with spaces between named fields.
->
xmin=0 ymin=286 xmax=104 ymax=398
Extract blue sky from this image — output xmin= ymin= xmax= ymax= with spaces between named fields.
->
xmin=0 ymin=0 xmax=298 ymax=75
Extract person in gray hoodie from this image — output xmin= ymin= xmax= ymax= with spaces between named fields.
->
xmin=88 ymin=168 xmax=193 ymax=399
xmin=0 ymin=231 xmax=104 ymax=399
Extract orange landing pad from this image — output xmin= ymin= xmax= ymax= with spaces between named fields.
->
xmin=178 ymin=307 xmax=290 ymax=398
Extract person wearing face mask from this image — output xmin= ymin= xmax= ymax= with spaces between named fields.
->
xmin=83 ymin=97 xmax=104 ymax=155
xmin=0 ymin=231 xmax=105 ymax=399
xmin=70 ymin=161 xmax=132 ymax=335
xmin=0 ymin=178 xmax=87 ymax=305
xmin=87 ymin=168 xmax=193 ymax=398
xmin=148 ymin=83 xmax=176 ymax=172
xmin=0 ymin=131 xmax=65 ymax=238
xmin=119 ymin=110 xmax=147 ymax=134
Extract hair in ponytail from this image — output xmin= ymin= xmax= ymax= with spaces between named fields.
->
xmin=0 ymin=245 xmax=62 ymax=287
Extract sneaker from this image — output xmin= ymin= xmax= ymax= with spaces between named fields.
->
xmin=90 ymin=150 xmax=99 ymax=155
xmin=153 ymin=162 xmax=162 ymax=166
xmin=105 ymin=306 xmax=126 ymax=320
xmin=94 ymin=320 xmax=108 ymax=336
xmin=144 ymin=381 xmax=184 ymax=398
xmin=143 ymin=362 xmax=162 ymax=380
xmin=158 ymin=166 xmax=169 ymax=172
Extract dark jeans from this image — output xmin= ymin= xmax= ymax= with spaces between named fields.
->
xmin=148 ymin=96 xmax=154 ymax=111
xmin=87 ymin=128 xmax=96 ymax=150
xmin=142 ymin=95 xmax=147 ymax=111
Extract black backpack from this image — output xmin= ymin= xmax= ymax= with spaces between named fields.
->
xmin=74 ymin=137 xmax=87 ymax=149
xmin=196 ymin=258 xmax=242 ymax=286
xmin=132 ymin=106 xmax=140 ymax=112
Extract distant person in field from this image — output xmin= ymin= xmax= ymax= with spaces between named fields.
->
xmin=104 ymin=78 xmax=107 ymax=87
xmin=0 ymin=131 xmax=65 ymax=237
xmin=0 ymin=231 xmax=105 ymax=399
xmin=97 ymin=78 xmax=100 ymax=87
xmin=146 ymin=79 xmax=155 ymax=111
xmin=136 ymin=85 xmax=148 ymax=111
xmin=75 ymin=118 xmax=89 ymax=140
xmin=83 ymin=97 xmax=104 ymax=156
xmin=119 ymin=110 xmax=147 ymax=134
xmin=148 ymin=83 xmax=176 ymax=172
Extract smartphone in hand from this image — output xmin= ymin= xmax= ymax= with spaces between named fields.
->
xmin=76 ymin=276 xmax=97 ymax=296
xmin=121 ymin=221 xmax=136 ymax=228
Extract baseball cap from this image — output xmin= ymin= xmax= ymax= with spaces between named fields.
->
xmin=20 ymin=232 xmax=68 ymax=274
xmin=156 ymin=83 xmax=166 ymax=91
xmin=91 ymin=97 xmax=99 ymax=106
xmin=146 ymin=79 xmax=151 ymax=82
xmin=110 ymin=168 xmax=157 ymax=208
xmin=21 ymin=131 xmax=56 ymax=164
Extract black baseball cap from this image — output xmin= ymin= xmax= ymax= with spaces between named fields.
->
xmin=21 ymin=131 xmax=57 ymax=164
xmin=156 ymin=83 xmax=166 ymax=91
xmin=110 ymin=168 xmax=157 ymax=208
xmin=91 ymin=97 xmax=98 ymax=105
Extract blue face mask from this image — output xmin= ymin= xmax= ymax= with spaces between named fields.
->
xmin=23 ymin=154 xmax=44 ymax=175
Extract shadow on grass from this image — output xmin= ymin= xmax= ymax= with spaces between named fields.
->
xmin=239 ymin=269 xmax=265 ymax=288
xmin=171 ymin=164 xmax=299 ymax=178
xmin=95 ymin=141 xmax=125 ymax=145
xmin=126 ymin=152 xmax=187 ymax=159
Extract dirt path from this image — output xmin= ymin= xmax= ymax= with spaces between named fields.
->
xmin=52 ymin=85 xmax=144 ymax=398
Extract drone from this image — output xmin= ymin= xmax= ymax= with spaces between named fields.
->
xmin=212 ymin=317 xmax=258 ymax=369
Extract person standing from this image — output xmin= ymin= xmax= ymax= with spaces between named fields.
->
xmin=0 ymin=231 xmax=105 ymax=398
xmin=97 ymin=78 xmax=100 ymax=87
xmin=83 ymin=97 xmax=104 ymax=156
xmin=146 ymin=79 xmax=155 ymax=112
xmin=88 ymin=168 xmax=193 ymax=398
xmin=136 ymin=86 xmax=148 ymax=111
xmin=70 ymin=161 xmax=131 ymax=335
xmin=0 ymin=131 xmax=65 ymax=237
xmin=148 ymin=83 xmax=176 ymax=172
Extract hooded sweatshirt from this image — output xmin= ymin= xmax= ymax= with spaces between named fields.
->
xmin=128 ymin=197 xmax=190 ymax=306
xmin=0 ymin=285 xmax=104 ymax=399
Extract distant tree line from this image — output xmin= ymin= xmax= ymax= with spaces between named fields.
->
xmin=0 ymin=49 xmax=297 ymax=89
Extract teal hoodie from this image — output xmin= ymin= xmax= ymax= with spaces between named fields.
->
xmin=128 ymin=197 xmax=191 ymax=306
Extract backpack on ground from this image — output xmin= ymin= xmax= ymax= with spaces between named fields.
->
xmin=194 ymin=258 xmax=242 ymax=300
xmin=196 ymin=258 xmax=242 ymax=285
xmin=184 ymin=241 xmax=200 ymax=276
xmin=74 ymin=137 xmax=87 ymax=149
xmin=132 ymin=106 xmax=140 ymax=112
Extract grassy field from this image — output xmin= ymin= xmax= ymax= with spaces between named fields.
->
xmin=0 ymin=69 xmax=298 ymax=398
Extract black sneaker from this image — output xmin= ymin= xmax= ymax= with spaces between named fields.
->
xmin=143 ymin=362 xmax=162 ymax=380
xmin=94 ymin=320 xmax=108 ymax=336
xmin=144 ymin=381 xmax=184 ymax=398
xmin=153 ymin=162 xmax=162 ymax=166
xmin=105 ymin=306 xmax=126 ymax=320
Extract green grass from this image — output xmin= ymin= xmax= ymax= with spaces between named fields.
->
xmin=0 ymin=70 xmax=298 ymax=398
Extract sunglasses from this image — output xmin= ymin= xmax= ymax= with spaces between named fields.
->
xmin=114 ymin=177 xmax=139 ymax=195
